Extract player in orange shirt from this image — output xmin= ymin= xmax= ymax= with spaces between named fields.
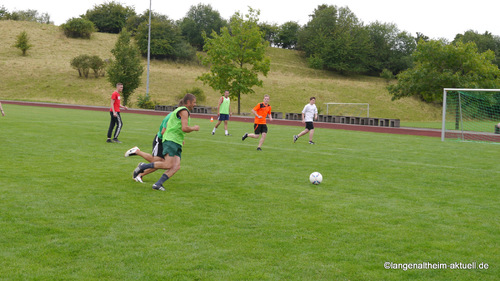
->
xmin=242 ymin=95 xmax=273 ymax=151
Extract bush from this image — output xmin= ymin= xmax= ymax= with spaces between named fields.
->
xmin=307 ymin=55 xmax=324 ymax=70
xmin=176 ymin=87 xmax=206 ymax=105
xmin=61 ymin=17 xmax=96 ymax=39
xmin=380 ymin=69 xmax=394 ymax=83
xmin=14 ymin=31 xmax=32 ymax=56
xmin=70 ymin=55 xmax=106 ymax=78
xmin=136 ymin=94 xmax=157 ymax=109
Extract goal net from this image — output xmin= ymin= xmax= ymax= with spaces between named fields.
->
xmin=325 ymin=103 xmax=369 ymax=117
xmin=441 ymin=88 xmax=500 ymax=143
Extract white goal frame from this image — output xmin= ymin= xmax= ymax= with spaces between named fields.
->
xmin=441 ymin=88 xmax=500 ymax=141
xmin=324 ymin=103 xmax=370 ymax=117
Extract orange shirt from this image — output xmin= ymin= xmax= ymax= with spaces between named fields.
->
xmin=253 ymin=103 xmax=272 ymax=124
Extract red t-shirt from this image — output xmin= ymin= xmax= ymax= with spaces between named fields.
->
xmin=253 ymin=102 xmax=272 ymax=124
xmin=110 ymin=91 xmax=121 ymax=112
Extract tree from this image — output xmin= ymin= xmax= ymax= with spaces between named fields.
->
xmin=135 ymin=18 xmax=196 ymax=61
xmin=125 ymin=10 xmax=169 ymax=36
xmin=453 ymin=30 xmax=500 ymax=67
xmin=179 ymin=4 xmax=226 ymax=51
xmin=388 ymin=40 xmax=500 ymax=103
xmin=14 ymin=31 xmax=32 ymax=56
xmin=107 ymin=29 xmax=144 ymax=106
xmin=85 ymin=1 xmax=135 ymax=33
xmin=366 ymin=21 xmax=416 ymax=75
xmin=276 ymin=21 xmax=301 ymax=49
xmin=259 ymin=22 xmax=278 ymax=47
xmin=61 ymin=17 xmax=96 ymax=39
xmin=297 ymin=4 xmax=373 ymax=74
xmin=198 ymin=8 xmax=270 ymax=114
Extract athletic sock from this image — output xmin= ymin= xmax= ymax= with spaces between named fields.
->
xmin=156 ymin=174 xmax=169 ymax=186
xmin=212 ymin=128 xmax=216 ymax=133
xmin=225 ymin=130 xmax=228 ymax=135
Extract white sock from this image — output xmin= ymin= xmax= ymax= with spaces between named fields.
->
xmin=212 ymin=128 xmax=216 ymax=133
xmin=225 ymin=130 xmax=228 ymax=135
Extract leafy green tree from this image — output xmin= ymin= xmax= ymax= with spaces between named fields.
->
xmin=388 ymin=40 xmax=500 ymax=103
xmin=276 ymin=21 xmax=301 ymax=49
xmin=107 ymin=29 xmax=144 ymax=106
xmin=61 ymin=17 xmax=96 ymax=39
xmin=70 ymin=54 xmax=91 ymax=77
xmin=259 ymin=22 xmax=278 ymax=47
xmin=297 ymin=4 xmax=373 ymax=74
xmin=14 ymin=31 xmax=32 ymax=56
xmin=453 ymin=30 xmax=500 ymax=67
xmin=366 ymin=21 xmax=416 ymax=75
xmin=125 ymin=10 xmax=169 ymax=36
xmin=0 ymin=6 xmax=8 ymax=20
xmin=135 ymin=18 xmax=196 ymax=61
xmin=85 ymin=1 xmax=135 ymax=33
xmin=198 ymin=8 xmax=270 ymax=114
xmin=179 ymin=4 xmax=226 ymax=51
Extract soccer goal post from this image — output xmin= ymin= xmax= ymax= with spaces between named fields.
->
xmin=441 ymin=88 xmax=500 ymax=142
xmin=325 ymin=103 xmax=369 ymax=117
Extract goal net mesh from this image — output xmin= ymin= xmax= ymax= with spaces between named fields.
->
xmin=443 ymin=90 xmax=500 ymax=142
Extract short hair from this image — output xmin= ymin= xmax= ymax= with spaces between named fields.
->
xmin=310 ymin=97 xmax=316 ymax=100
xmin=116 ymin=83 xmax=123 ymax=87
xmin=264 ymin=94 xmax=270 ymax=98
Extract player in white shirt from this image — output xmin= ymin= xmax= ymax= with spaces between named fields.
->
xmin=293 ymin=97 xmax=318 ymax=144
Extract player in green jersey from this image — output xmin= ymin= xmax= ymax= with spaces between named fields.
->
xmin=136 ymin=94 xmax=200 ymax=191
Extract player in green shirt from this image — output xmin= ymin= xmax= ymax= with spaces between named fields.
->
xmin=136 ymin=94 xmax=200 ymax=191
xmin=211 ymin=90 xmax=232 ymax=136
xmin=124 ymin=112 xmax=172 ymax=182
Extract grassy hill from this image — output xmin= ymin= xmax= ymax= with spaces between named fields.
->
xmin=0 ymin=20 xmax=442 ymax=122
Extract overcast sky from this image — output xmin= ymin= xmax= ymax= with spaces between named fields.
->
xmin=2 ymin=0 xmax=499 ymax=41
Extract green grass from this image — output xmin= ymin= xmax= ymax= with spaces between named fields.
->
xmin=0 ymin=20 xmax=442 ymax=122
xmin=1 ymin=104 xmax=498 ymax=280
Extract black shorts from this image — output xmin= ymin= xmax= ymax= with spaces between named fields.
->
xmin=152 ymin=135 xmax=164 ymax=158
xmin=254 ymin=124 xmax=268 ymax=135
xmin=218 ymin=114 xmax=230 ymax=121
xmin=305 ymin=122 xmax=314 ymax=130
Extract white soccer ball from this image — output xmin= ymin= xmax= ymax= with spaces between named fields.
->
xmin=309 ymin=172 xmax=323 ymax=185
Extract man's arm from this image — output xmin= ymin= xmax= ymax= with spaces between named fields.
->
xmin=111 ymin=98 xmax=116 ymax=116
xmin=217 ymin=96 xmax=223 ymax=115
xmin=180 ymin=110 xmax=200 ymax=133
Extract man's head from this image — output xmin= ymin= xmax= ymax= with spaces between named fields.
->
xmin=309 ymin=97 xmax=316 ymax=104
xmin=263 ymin=94 xmax=270 ymax=105
xmin=116 ymin=83 xmax=123 ymax=93
xmin=181 ymin=93 xmax=197 ymax=111
xmin=224 ymin=90 xmax=230 ymax=98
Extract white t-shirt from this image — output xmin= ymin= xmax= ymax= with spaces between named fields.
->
xmin=302 ymin=104 xmax=318 ymax=122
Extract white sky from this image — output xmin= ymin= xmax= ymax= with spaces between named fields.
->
xmin=2 ymin=0 xmax=499 ymax=41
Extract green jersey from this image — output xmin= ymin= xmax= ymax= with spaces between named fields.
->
xmin=219 ymin=97 xmax=230 ymax=114
xmin=163 ymin=106 xmax=190 ymax=145
xmin=157 ymin=112 xmax=172 ymax=139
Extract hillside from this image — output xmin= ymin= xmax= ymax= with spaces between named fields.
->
xmin=0 ymin=20 xmax=442 ymax=121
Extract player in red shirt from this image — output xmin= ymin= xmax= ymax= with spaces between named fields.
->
xmin=107 ymin=83 xmax=128 ymax=143
xmin=242 ymin=95 xmax=273 ymax=151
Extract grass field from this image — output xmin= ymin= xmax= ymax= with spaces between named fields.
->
xmin=1 ymin=104 xmax=499 ymax=280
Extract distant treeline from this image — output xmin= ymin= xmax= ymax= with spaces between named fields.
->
xmin=0 ymin=6 xmax=52 ymax=24
xmin=3 ymin=2 xmax=500 ymax=79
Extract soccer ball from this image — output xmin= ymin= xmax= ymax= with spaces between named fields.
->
xmin=309 ymin=172 xmax=322 ymax=185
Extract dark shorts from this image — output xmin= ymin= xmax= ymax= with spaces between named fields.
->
xmin=162 ymin=140 xmax=183 ymax=158
xmin=305 ymin=122 xmax=314 ymax=130
xmin=218 ymin=114 xmax=230 ymax=121
xmin=152 ymin=135 xmax=164 ymax=158
xmin=254 ymin=124 xmax=268 ymax=135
